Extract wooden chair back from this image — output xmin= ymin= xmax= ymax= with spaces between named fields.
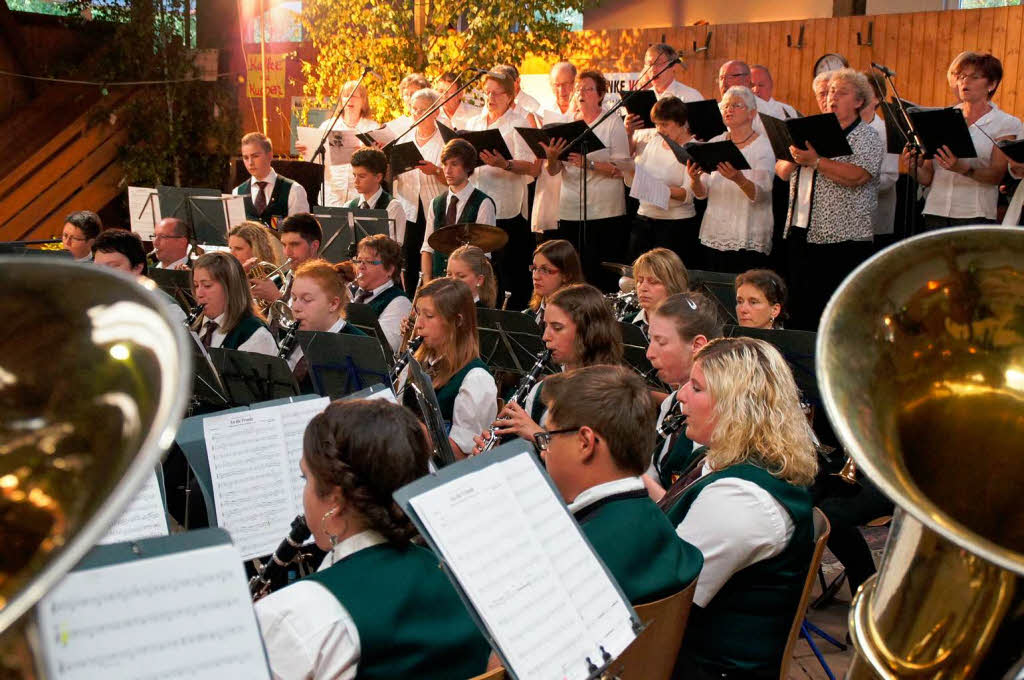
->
xmin=779 ymin=507 xmax=832 ymax=680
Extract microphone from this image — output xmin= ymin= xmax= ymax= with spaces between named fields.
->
xmin=356 ymin=62 xmax=383 ymax=81
xmin=468 ymin=67 xmax=508 ymax=79
xmin=872 ymin=62 xmax=896 ymax=77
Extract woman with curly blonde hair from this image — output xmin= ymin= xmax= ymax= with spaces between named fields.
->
xmin=663 ymin=336 xmax=817 ymax=679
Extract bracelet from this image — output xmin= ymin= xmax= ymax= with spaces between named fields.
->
xmin=588 ymin=159 xmax=596 ymax=171
xmin=504 ymin=159 xmax=513 ymax=172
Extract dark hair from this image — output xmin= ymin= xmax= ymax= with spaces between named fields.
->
xmin=647 ymin=43 xmax=678 ymax=62
xmin=735 ymin=269 xmax=788 ymax=325
xmin=651 ymin=96 xmax=688 ymax=127
xmin=651 ymin=291 xmax=723 ymax=342
xmin=955 ymin=52 xmax=1003 ymax=98
xmin=65 ymin=210 xmax=102 ymax=240
xmin=441 ymin=138 xmax=478 ymax=174
xmin=548 ymin=283 xmax=623 ymax=366
xmin=279 ymin=212 xmax=323 ymax=245
xmin=529 ymin=239 xmax=584 ymax=311
xmin=303 ymin=400 xmax=429 ymax=545
xmin=92 ymin=229 xmax=148 ymax=275
xmin=357 ymin=234 xmax=404 ymax=285
xmin=542 ymin=365 xmax=656 ymax=475
xmin=578 ymin=69 xmax=608 ymax=98
xmin=351 ymin=147 xmax=389 ymax=176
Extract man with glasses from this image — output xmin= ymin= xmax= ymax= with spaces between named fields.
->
xmin=61 ymin=210 xmax=102 ymax=261
xmin=151 ymin=217 xmax=191 ymax=270
xmin=625 ymin=43 xmax=703 ymax=142
xmin=351 ymin=234 xmax=412 ymax=352
xmin=536 ymin=365 xmax=703 ymax=604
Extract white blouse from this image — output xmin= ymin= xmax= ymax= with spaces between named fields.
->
xmin=530 ymin=107 xmax=573 ymax=232
xmin=203 ymin=312 xmax=278 ymax=356
xmin=922 ymin=104 xmax=1022 ymax=220
xmin=319 ymin=117 xmax=380 ymax=207
xmin=867 ymin=112 xmax=900 ymax=235
xmin=634 ymin=136 xmax=695 ymax=220
xmin=395 ymin=362 xmax=497 ymax=454
xmin=465 ymin=108 xmax=534 ymax=220
xmin=698 ymin=133 xmax=776 ymax=254
xmin=557 ymin=114 xmax=630 ymax=221
xmin=392 ymin=128 xmax=447 ymax=223
xmin=438 ymin=101 xmax=482 ymax=131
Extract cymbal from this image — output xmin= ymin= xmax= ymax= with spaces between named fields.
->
xmin=602 ymin=261 xmax=634 ymax=278
xmin=427 ymin=223 xmax=509 ymax=256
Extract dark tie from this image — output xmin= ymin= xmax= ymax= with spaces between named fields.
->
xmin=445 ymin=195 xmax=459 ymax=226
xmin=254 ymin=181 xmax=269 ymax=214
xmin=200 ymin=320 xmax=218 ymax=348
xmin=293 ymin=355 xmax=310 ymax=383
xmin=359 ymin=200 xmax=370 ymax=210
xmin=352 ymin=288 xmax=371 ymax=304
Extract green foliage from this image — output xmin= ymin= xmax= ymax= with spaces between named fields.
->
xmin=959 ymin=0 xmax=1019 ymax=7
xmin=298 ymin=0 xmax=595 ymax=123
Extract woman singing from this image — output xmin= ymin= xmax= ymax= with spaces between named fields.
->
xmin=191 ymin=252 xmax=277 ymax=355
xmin=255 ymin=399 xmax=490 ymax=679
xmin=525 ymin=239 xmax=584 ymax=325
xmin=446 ymin=245 xmax=498 ymax=308
xmin=663 ymin=337 xmax=818 ymax=679
xmin=630 ymin=247 xmax=689 ymax=335
xmin=734 ymin=268 xmax=787 ymax=330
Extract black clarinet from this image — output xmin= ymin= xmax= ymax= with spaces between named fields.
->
xmin=651 ymin=400 xmax=687 ymax=457
xmin=277 ymin=319 xmax=301 ymax=360
xmin=481 ymin=349 xmax=552 ymax=453
xmin=250 ymin=514 xmax=312 ymax=601
xmin=184 ymin=303 xmax=205 ymax=326
xmin=388 ymin=335 xmax=424 ymax=385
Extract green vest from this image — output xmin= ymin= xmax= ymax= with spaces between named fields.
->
xmin=429 ymin=189 xmax=494 ymax=277
xmin=338 ymin=322 xmax=367 ymax=337
xmin=222 ymin=313 xmax=269 ymax=350
xmin=305 ymin=543 xmax=490 ymax=680
xmin=666 ymin=463 xmax=814 ymax=677
xmin=574 ymin=490 xmax=703 ymax=605
xmin=236 ymin=176 xmax=295 ymax=225
xmin=435 ymin=358 xmax=490 ymax=424
xmin=528 ymin=380 xmax=546 ymax=425
xmin=346 ymin=189 xmax=393 ymax=211
xmin=367 ymin=285 xmax=409 ymax=317
xmin=654 ymin=395 xmax=700 ymax=489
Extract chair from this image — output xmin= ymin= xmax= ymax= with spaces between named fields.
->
xmin=467 ymin=668 xmax=505 ymax=680
xmin=779 ymin=507 xmax=843 ymax=680
xmin=812 ymin=514 xmax=892 ymax=610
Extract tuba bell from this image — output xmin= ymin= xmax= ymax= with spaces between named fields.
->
xmin=0 ymin=258 xmax=192 ymax=678
xmin=817 ymin=226 xmax=1024 ymax=679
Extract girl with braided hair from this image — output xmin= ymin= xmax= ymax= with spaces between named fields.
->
xmin=255 ymin=399 xmax=490 ymax=679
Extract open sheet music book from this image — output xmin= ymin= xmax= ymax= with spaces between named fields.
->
xmin=395 ymin=441 xmax=639 ymax=680
xmin=37 ymin=529 xmax=271 ymax=680
xmin=203 ymin=396 xmax=329 ymax=560
xmin=97 ymin=470 xmax=169 ymax=545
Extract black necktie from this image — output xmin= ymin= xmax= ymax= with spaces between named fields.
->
xmin=200 ymin=320 xmax=218 ymax=347
xmin=353 ymin=288 xmax=371 ymax=304
xmin=445 ymin=195 xmax=459 ymax=226
xmin=254 ymin=181 xmax=268 ymax=214
xmin=293 ymin=355 xmax=309 ymax=382
xmin=360 ymin=200 xmax=370 ymax=210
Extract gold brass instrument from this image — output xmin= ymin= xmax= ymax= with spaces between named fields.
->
xmin=398 ymin=272 xmax=424 ymax=357
xmin=834 ymin=456 xmax=859 ymax=485
xmin=267 ymin=299 xmax=295 ymax=331
xmin=817 ymin=226 xmax=1024 ymax=679
xmin=0 ymin=259 xmax=192 ymax=678
xmin=250 ymin=258 xmax=293 ymax=313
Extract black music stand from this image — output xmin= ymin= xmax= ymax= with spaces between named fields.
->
xmin=297 ymin=331 xmax=390 ymax=399
xmin=149 ymin=268 xmax=195 ymax=312
xmin=689 ymin=269 xmax=738 ymax=324
xmin=206 ymin=348 xmax=300 ymax=406
xmin=228 ymin=157 xmax=324 ymax=208
xmin=725 ymin=325 xmax=817 ymax=403
xmin=344 ymin=302 xmax=394 ymax=362
xmin=404 ymin=357 xmax=457 ymax=467
xmin=476 ymin=308 xmax=547 ymax=376
xmin=188 ymin=334 xmax=230 ymax=414
xmin=311 ymin=207 xmax=391 ymax=261
xmin=618 ymin=321 xmax=665 ymax=389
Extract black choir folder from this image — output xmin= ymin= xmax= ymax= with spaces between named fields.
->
xmin=659 ymin=134 xmax=750 ymax=173
xmin=386 ymin=140 xmax=426 ymax=176
xmin=997 ymin=138 xmax=1024 ymax=163
xmin=394 ymin=440 xmax=642 ymax=680
xmin=37 ymin=528 xmax=272 ymax=680
xmin=907 ymin=106 xmax=978 ymax=160
xmin=759 ymin=112 xmax=853 ymax=162
xmin=515 ymin=120 xmax=606 ymax=160
xmin=685 ymin=99 xmax=728 ymax=142
xmin=621 ymin=88 xmax=658 ymax=128
xmin=438 ymin=121 xmax=513 ymax=162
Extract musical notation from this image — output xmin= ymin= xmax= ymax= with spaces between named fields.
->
xmin=98 ymin=471 xmax=170 ymax=545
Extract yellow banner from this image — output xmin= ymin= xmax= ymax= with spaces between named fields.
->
xmin=247 ymin=53 xmax=286 ymax=98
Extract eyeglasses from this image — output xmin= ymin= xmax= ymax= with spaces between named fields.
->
xmin=575 ymin=86 xmax=597 ymax=94
xmin=529 ymin=265 xmax=560 ymax=275
xmin=353 ymin=258 xmax=383 ymax=266
xmin=153 ymin=234 xmax=186 ymax=241
xmin=533 ymin=427 xmax=583 ymax=452
xmin=61 ymin=232 xmax=87 ymax=243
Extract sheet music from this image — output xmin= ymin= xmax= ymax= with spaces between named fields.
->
xmin=629 ymin=164 xmax=671 ymax=210
xmin=409 ymin=452 xmax=635 ymax=680
xmin=98 ymin=472 xmax=169 ymax=545
xmin=38 ymin=543 xmax=271 ymax=680
xmin=128 ymin=186 xmax=161 ymax=240
xmin=296 ymin=126 xmax=321 ymax=162
xmin=363 ymin=126 xmax=396 ymax=146
xmin=204 ymin=398 xmax=328 ymax=560
xmin=328 ymin=130 xmax=362 ymax=166
xmin=221 ymin=193 xmax=248 ymax=228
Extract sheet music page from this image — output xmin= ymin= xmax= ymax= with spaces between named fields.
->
xmin=328 ymin=130 xmax=361 ymax=165
xmin=222 ymin=193 xmax=248 ymax=227
xmin=278 ymin=397 xmax=330 ymax=513
xmin=97 ymin=472 xmax=169 ymax=545
xmin=628 ymin=164 xmax=671 ymax=210
xmin=366 ymin=126 xmax=396 ymax=146
xmin=37 ymin=543 xmax=271 ymax=680
xmin=296 ymin=125 xmax=321 ymax=162
xmin=128 ymin=186 xmax=161 ymax=240
xmin=409 ymin=452 xmax=635 ymax=680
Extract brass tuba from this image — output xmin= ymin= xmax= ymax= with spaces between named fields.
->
xmin=817 ymin=226 xmax=1024 ymax=679
xmin=0 ymin=258 xmax=192 ymax=678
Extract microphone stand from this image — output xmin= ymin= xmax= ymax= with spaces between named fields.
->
xmin=875 ymin=66 xmax=923 ymax=239
xmin=388 ymin=69 xmax=488 ymax=149
xmin=313 ymin=65 xmax=372 ymax=207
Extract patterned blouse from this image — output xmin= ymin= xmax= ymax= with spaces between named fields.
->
xmin=784 ymin=119 xmax=883 ymax=244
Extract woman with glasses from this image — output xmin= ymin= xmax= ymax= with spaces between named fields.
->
xmin=61 ymin=210 xmax=102 ymax=262
xmin=540 ymin=70 xmax=630 ymax=291
xmin=525 ymin=239 xmax=584 ymax=325
xmin=734 ymin=268 xmax=787 ymax=330
xmin=662 ymin=337 xmax=818 ymax=679
xmin=191 ymin=251 xmax=277 ymax=355
xmin=687 ymin=86 xmax=775 ymax=275
xmin=349 ymin=235 xmax=412 ymax=353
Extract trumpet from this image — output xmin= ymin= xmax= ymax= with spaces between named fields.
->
xmin=389 ymin=335 xmax=424 ymax=386
xmin=248 ymin=258 xmax=292 ymax=284
xmin=481 ymin=349 xmax=552 ymax=454
xmin=185 ymin=302 xmax=205 ymax=326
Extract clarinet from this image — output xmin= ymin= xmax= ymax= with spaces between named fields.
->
xmin=277 ymin=319 xmax=301 ymax=360
xmin=651 ymin=400 xmax=687 ymax=458
xmin=250 ymin=514 xmax=312 ymax=601
xmin=184 ymin=303 xmax=205 ymax=326
xmin=481 ymin=349 xmax=552 ymax=453
xmin=389 ymin=335 xmax=425 ymax=385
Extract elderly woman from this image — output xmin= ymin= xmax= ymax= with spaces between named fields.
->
xmin=777 ymin=68 xmax=883 ymax=331
xmin=687 ymin=86 xmax=775 ymax=275
xmin=907 ymin=53 xmax=1022 ymax=230
xmin=662 ymin=337 xmax=818 ymax=679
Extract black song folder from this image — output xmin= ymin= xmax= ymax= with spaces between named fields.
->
xmin=387 ymin=141 xmax=425 ymax=176
xmin=685 ymin=99 xmax=727 ymax=142
xmin=515 ymin=120 xmax=606 ymax=160
xmin=907 ymin=106 xmax=978 ymax=160
xmin=621 ymin=89 xmax=658 ymax=129
xmin=437 ymin=122 xmax=513 ymax=162
xmin=684 ymin=140 xmax=751 ymax=174
xmin=760 ymin=112 xmax=853 ymax=161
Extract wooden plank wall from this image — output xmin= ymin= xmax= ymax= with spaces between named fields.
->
xmin=569 ymin=5 xmax=1022 ymax=118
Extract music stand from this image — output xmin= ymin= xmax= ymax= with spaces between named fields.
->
xmin=149 ymin=268 xmax=195 ymax=311
xmin=618 ymin=321 xmax=665 ymax=389
xmin=404 ymin=357 xmax=457 ymax=467
xmin=344 ymin=302 xmax=395 ymax=363
xmin=476 ymin=308 xmax=546 ymax=376
xmin=156 ymin=185 xmax=231 ymax=246
xmin=725 ymin=325 xmax=818 ymax=403
xmin=689 ymin=269 xmax=738 ymax=324
xmin=297 ymin=331 xmax=391 ymax=399
xmin=206 ymin=348 xmax=301 ymax=406
xmin=311 ymin=207 xmax=391 ymax=261
xmin=189 ymin=334 xmax=230 ymax=414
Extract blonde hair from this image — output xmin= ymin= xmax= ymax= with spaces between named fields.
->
xmin=449 ymin=245 xmax=497 ymax=307
xmin=413 ymin=277 xmax=480 ymax=387
xmin=240 ymin=131 xmax=272 ymax=154
xmin=228 ymin=221 xmax=280 ymax=266
xmin=191 ymin=251 xmax=264 ymax=332
xmin=334 ymin=80 xmax=371 ymax=119
xmin=632 ymin=248 xmax=689 ymax=296
xmin=695 ymin=337 xmax=817 ymax=486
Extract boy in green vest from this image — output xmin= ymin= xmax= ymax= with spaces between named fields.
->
xmin=420 ymin=139 xmax=496 ymax=283
xmin=538 ymin=364 xmax=703 ymax=605
xmin=346 ymin=147 xmax=407 ymax=244
xmin=233 ymin=131 xmax=309 ymax=226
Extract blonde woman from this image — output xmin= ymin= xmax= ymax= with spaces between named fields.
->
xmin=446 ymin=245 xmax=498 ymax=308
xmin=631 ymin=248 xmax=689 ymax=334
xmin=662 ymin=337 xmax=817 ymax=679
xmin=228 ymin=221 xmax=280 ymax=271
xmin=191 ymin=251 xmax=277 ymax=355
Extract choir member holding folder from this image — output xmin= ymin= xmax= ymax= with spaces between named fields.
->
xmin=688 ymin=86 xmax=775 ymax=274
xmin=191 ymin=251 xmax=278 ymax=355
xmin=255 ymin=399 xmax=490 ymax=679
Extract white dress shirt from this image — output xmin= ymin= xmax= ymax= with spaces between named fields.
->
xmin=358 ymin=280 xmax=411 ymax=352
xmin=239 ymin=167 xmax=310 ymax=216
xmin=438 ymin=101 xmax=482 ymax=131
xmin=421 ymin=183 xmax=497 ymax=254
xmin=319 ymin=117 xmax=380 ymax=207
xmin=757 ymin=97 xmax=799 ymax=120
xmin=154 ymin=254 xmax=189 ymax=270
xmin=557 ymin=114 xmax=630 ymax=220
xmin=657 ymin=80 xmax=704 ymax=103
xmin=392 ymin=128 xmax=446 ymax=224
xmin=633 ymin=135 xmax=695 ymax=220
xmin=287 ymin=317 xmax=347 ymax=370
xmin=567 ymin=476 xmax=646 ymax=513
xmin=255 ymin=530 xmax=387 ymax=680
xmin=531 ymin=107 xmax=574 ymax=232
xmin=447 ymin=365 xmax=498 ymax=454
xmin=203 ymin=312 xmax=278 ymax=356
xmin=358 ymin=186 xmax=408 ymax=245
xmin=698 ymin=133 xmax=776 ymax=254
xmin=866 ymin=112 xmax=899 ymax=235
xmin=465 ymin=108 xmax=534 ymax=220
xmin=675 ymin=463 xmax=795 ymax=607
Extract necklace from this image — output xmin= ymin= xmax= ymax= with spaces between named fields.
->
xmin=732 ymin=129 xmax=757 ymax=146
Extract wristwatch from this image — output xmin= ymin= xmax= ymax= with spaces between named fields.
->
xmin=504 ymin=159 xmax=513 ymax=171
xmin=588 ymin=159 xmax=596 ymax=171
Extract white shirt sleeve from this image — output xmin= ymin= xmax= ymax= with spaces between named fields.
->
xmin=675 ymin=477 xmax=795 ymax=608
xmin=387 ymin=199 xmax=408 ymax=245
xmin=288 ymin=182 xmax=310 ymax=215
xmin=475 ymin=196 xmax=497 ymax=227
xmin=449 ymin=367 xmax=497 ymax=454
xmin=255 ymin=580 xmax=360 ymax=680
xmin=378 ymin=295 xmax=413 ymax=353
xmin=238 ymin=325 xmax=280 ymax=356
